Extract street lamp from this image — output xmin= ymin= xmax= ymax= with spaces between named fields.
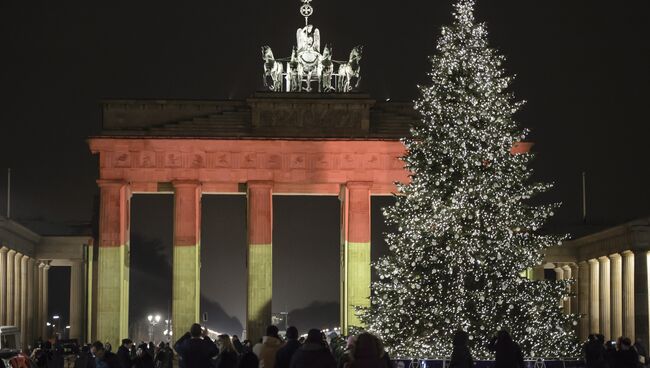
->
xmin=147 ymin=314 xmax=161 ymax=342
xmin=163 ymin=320 xmax=172 ymax=342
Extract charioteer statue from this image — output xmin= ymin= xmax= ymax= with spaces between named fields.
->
xmin=261 ymin=0 xmax=363 ymax=93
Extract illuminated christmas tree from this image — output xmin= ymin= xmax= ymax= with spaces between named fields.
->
xmin=360 ymin=0 xmax=580 ymax=359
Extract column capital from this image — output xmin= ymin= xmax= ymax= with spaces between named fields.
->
xmin=622 ymin=250 xmax=635 ymax=257
xmin=345 ymin=181 xmax=372 ymax=189
xmin=0 ymin=247 xmax=7 ymax=254
xmin=7 ymin=249 xmax=15 ymax=256
xmin=598 ymin=256 xmax=610 ymax=263
xmin=247 ymin=181 xmax=273 ymax=189
xmin=38 ymin=262 xmax=45 ymax=269
xmin=172 ymin=180 xmax=202 ymax=189
xmin=588 ymin=258 xmax=599 ymax=265
xmin=43 ymin=264 xmax=50 ymax=270
xmin=96 ymin=179 xmax=128 ymax=188
xmin=609 ymin=253 xmax=622 ymax=260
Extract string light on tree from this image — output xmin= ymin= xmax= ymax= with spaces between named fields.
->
xmin=358 ymin=0 xmax=580 ymax=359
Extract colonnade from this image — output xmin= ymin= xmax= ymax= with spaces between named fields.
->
xmin=541 ymin=250 xmax=649 ymax=350
xmin=95 ymin=180 xmax=372 ymax=347
xmin=0 ymin=247 xmax=50 ymax=348
xmin=578 ymin=251 xmax=645 ymax=343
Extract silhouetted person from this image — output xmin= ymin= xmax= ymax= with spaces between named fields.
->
xmin=153 ymin=342 xmax=170 ymax=368
xmin=635 ymin=338 xmax=648 ymax=368
xmin=347 ymin=333 xmax=387 ymax=368
xmin=117 ymin=339 xmax=133 ymax=368
xmin=174 ymin=324 xmax=219 ymax=368
xmin=133 ymin=343 xmax=155 ymax=368
xmin=237 ymin=351 xmax=259 ymax=368
xmin=614 ymin=337 xmax=639 ymax=368
xmin=584 ymin=334 xmax=606 ymax=368
xmin=92 ymin=341 xmax=121 ymax=368
xmin=337 ymin=335 xmax=356 ymax=368
xmin=488 ymin=330 xmax=524 ymax=368
xmin=290 ymin=329 xmax=336 ymax=368
xmin=74 ymin=345 xmax=96 ymax=368
xmin=215 ymin=334 xmax=238 ymax=368
xmin=256 ymin=325 xmax=283 ymax=368
xmin=449 ymin=330 xmax=473 ymax=368
xmin=276 ymin=327 xmax=301 ymax=368
xmin=231 ymin=336 xmax=244 ymax=355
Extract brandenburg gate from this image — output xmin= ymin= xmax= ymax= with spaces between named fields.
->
xmin=87 ymin=0 xmax=417 ymax=344
xmin=88 ymin=94 xmax=416 ymax=343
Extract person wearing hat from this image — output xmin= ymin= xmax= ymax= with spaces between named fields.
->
xmin=289 ymin=329 xmax=336 ymax=368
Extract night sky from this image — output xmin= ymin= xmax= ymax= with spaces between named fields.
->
xmin=1 ymin=1 xmax=649 ymax=335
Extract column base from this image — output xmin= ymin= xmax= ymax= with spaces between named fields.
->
xmin=172 ymin=245 xmax=200 ymax=340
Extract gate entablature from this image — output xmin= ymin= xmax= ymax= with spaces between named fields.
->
xmin=89 ymin=138 xmax=408 ymax=195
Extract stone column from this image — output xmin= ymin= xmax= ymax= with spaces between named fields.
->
xmin=610 ymin=253 xmax=623 ymax=340
xmin=25 ymin=257 xmax=34 ymax=347
xmin=570 ymin=263 xmax=580 ymax=315
xmin=13 ymin=253 xmax=22 ymax=328
xmin=37 ymin=263 xmax=44 ymax=340
xmin=246 ymin=181 xmax=273 ymax=343
xmin=554 ymin=265 xmax=565 ymax=309
xmin=19 ymin=256 xmax=28 ymax=347
xmin=622 ymin=251 xmax=635 ymax=341
xmin=589 ymin=258 xmax=600 ymax=334
xmin=42 ymin=264 xmax=49 ymax=339
xmin=172 ymin=181 xmax=202 ymax=342
xmin=562 ymin=265 xmax=572 ymax=314
xmin=634 ymin=251 xmax=650 ymax=353
xmin=340 ymin=182 xmax=371 ymax=335
xmin=0 ymin=247 xmax=7 ymax=325
xmin=96 ymin=181 xmax=131 ymax=347
xmin=599 ymin=256 xmax=611 ymax=340
xmin=6 ymin=250 xmax=15 ymax=326
xmin=31 ymin=260 xmax=41 ymax=340
xmin=69 ymin=260 xmax=84 ymax=341
xmin=578 ymin=261 xmax=590 ymax=340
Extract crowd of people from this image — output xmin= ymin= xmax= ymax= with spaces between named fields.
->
xmin=170 ymin=323 xmax=392 ymax=368
xmin=583 ymin=334 xmax=648 ymax=368
xmin=18 ymin=326 xmax=649 ymax=368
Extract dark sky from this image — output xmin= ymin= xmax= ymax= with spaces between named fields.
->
xmin=1 ymin=1 xmax=649 ymax=333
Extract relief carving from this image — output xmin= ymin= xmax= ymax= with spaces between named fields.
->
xmin=191 ymin=153 xmax=205 ymax=168
xmin=166 ymin=152 xmax=182 ymax=168
xmin=364 ymin=154 xmax=380 ymax=169
xmin=114 ymin=152 xmax=131 ymax=167
xmin=311 ymin=154 xmax=333 ymax=170
xmin=140 ymin=151 xmax=156 ymax=168
xmin=289 ymin=154 xmax=306 ymax=169
xmin=265 ymin=154 xmax=283 ymax=169
xmin=340 ymin=153 xmax=358 ymax=169
xmin=241 ymin=153 xmax=258 ymax=168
